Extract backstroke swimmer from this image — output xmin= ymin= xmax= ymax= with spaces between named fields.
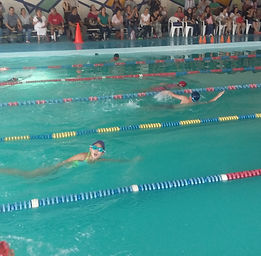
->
xmin=0 ymin=140 xmax=130 ymax=178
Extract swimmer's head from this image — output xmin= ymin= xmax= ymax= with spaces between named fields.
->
xmin=0 ymin=241 xmax=14 ymax=256
xmin=89 ymin=140 xmax=105 ymax=160
xmin=191 ymin=91 xmax=200 ymax=102
xmin=177 ymin=81 xmax=187 ymax=87
xmin=113 ymin=53 xmax=119 ymax=61
xmin=12 ymin=77 xmax=18 ymax=82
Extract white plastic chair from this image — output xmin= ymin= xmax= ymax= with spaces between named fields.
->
xmin=168 ymin=17 xmax=183 ymax=37
xmin=232 ymin=20 xmax=237 ymax=35
xmin=245 ymin=19 xmax=252 ymax=34
xmin=184 ymin=21 xmax=194 ymax=37
xmin=201 ymin=20 xmax=206 ymax=36
xmin=216 ymin=21 xmax=227 ymax=36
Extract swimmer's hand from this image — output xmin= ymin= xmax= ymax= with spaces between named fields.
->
xmin=209 ymin=90 xmax=225 ymax=102
xmin=132 ymin=156 xmax=142 ymax=162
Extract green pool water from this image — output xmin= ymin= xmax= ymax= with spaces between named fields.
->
xmin=0 ymin=49 xmax=261 ymax=256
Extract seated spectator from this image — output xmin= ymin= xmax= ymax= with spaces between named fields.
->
xmin=48 ymin=8 xmax=64 ymax=40
xmin=125 ymin=0 xmax=137 ymax=9
xmin=112 ymin=0 xmax=124 ymax=13
xmin=242 ymin=0 xmax=254 ymax=14
xmin=201 ymin=5 xmax=215 ymax=35
xmin=174 ymin=7 xmax=185 ymax=25
xmin=216 ymin=7 xmax=231 ymax=34
xmin=63 ymin=0 xmax=79 ymax=24
xmin=230 ymin=6 xmax=245 ymax=35
xmin=185 ymin=0 xmax=195 ymax=10
xmin=245 ymin=6 xmax=260 ymax=34
xmin=185 ymin=7 xmax=200 ymax=36
xmin=19 ymin=8 xmax=33 ymax=43
xmin=33 ymin=8 xmax=48 ymax=43
xmin=85 ymin=5 xmax=99 ymax=28
xmin=5 ymin=7 xmax=22 ymax=42
xmin=125 ymin=5 xmax=139 ymax=39
xmin=139 ymin=7 xmax=151 ymax=39
xmin=151 ymin=9 xmax=162 ymax=38
xmin=68 ymin=7 xmax=86 ymax=40
xmin=197 ymin=0 xmax=210 ymax=15
xmin=112 ymin=9 xmax=124 ymax=39
xmin=98 ymin=7 xmax=111 ymax=39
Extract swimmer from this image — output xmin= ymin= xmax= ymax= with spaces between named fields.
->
xmin=1 ymin=75 xmax=32 ymax=84
xmin=150 ymin=80 xmax=187 ymax=92
xmin=6 ymin=77 xmax=18 ymax=82
xmin=0 ymin=241 xmax=15 ymax=256
xmin=112 ymin=53 xmax=120 ymax=62
xmin=0 ymin=140 xmax=106 ymax=178
xmin=161 ymin=90 xmax=225 ymax=104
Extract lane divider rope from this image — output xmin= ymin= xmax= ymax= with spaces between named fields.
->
xmin=1 ymin=168 xmax=260 ymax=214
xmin=0 ymin=66 xmax=260 ymax=87
xmin=1 ymin=83 xmax=260 ymax=109
xmin=0 ymin=53 xmax=259 ymax=72
xmin=1 ymin=112 xmax=261 ymax=142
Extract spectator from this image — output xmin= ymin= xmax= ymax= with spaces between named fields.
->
xmin=5 ymin=7 xmax=22 ymax=43
xmin=33 ymin=8 xmax=48 ymax=43
xmin=98 ymin=7 xmax=111 ymax=40
xmin=209 ymin=0 xmax=221 ymax=16
xmin=125 ymin=0 xmax=137 ymax=9
xmin=0 ymin=241 xmax=15 ymax=256
xmin=185 ymin=7 xmax=200 ymax=36
xmin=125 ymin=5 xmax=139 ymax=39
xmin=63 ymin=0 xmax=79 ymax=23
xmin=245 ymin=6 xmax=260 ymax=34
xmin=0 ymin=1 xmax=5 ymax=14
xmin=151 ymin=9 xmax=162 ymax=38
xmin=112 ymin=9 xmax=124 ymax=39
xmin=230 ymin=6 xmax=245 ymax=35
xmin=174 ymin=7 xmax=185 ymax=25
xmin=160 ymin=6 xmax=168 ymax=33
xmin=185 ymin=0 xmax=195 ymax=10
xmin=112 ymin=0 xmax=124 ymax=13
xmin=201 ymin=5 xmax=215 ymax=35
xmin=139 ymin=7 xmax=151 ymax=38
xmin=0 ymin=8 xmax=3 ymax=43
xmin=197 ymin=0 xmax=210 ymax=15
xmin=216 ymin=7 xmax=232 ymax=34
xmin=48 ymin=7 xmax=64 ymax=41
xmin=85 ymin=5 xmax=99 ymax=28
xmin=19 ymin=8 xmax=33 ymax=43
xmin=149 ymin=0 xmax=161 ymax=13
xmin=68 ymin=7 xmax=86 ymax=40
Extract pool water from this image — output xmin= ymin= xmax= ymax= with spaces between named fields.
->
xmin=1 ymin=48 xmax=261 ymax=255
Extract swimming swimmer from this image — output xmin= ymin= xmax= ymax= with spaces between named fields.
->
xmin=0 ymin=241 xmax=14 ymax=256
xmin=150 ymin=80 xmax=187 ymax=92
xmin=161 ymin=90 xmax=225 ymax=104
xmin=112 ymin=53 xmax=120 ymax=61
xmin=0 ymin=140 xmax=106 ymax=178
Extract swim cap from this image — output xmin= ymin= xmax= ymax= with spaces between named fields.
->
xmin=92 ymin=140 xmax=105 ymax=150
xmin=191 ymin=91 xmax=200 ymax=102
xmin=0 ymin=241 xmax=10 ymax=256
xmin=178 ymin=81 xmax=187 ymax=87
xmin=114 ymin=53 xmax=119 ymax=60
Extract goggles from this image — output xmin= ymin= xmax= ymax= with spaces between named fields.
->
xmin=90 ymin=145 xmax=105 ymax=153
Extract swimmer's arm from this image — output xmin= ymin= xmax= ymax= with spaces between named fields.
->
xmin=208 ymin=91 xmax=225 ymax=102
xmin=162 ymin=90 xmax=186 ymax=101
xmin=98 ymin=156 xmax=141 ymax=163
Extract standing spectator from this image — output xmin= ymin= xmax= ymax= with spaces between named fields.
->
xmin=19 ymin=8 xmax=32 ymax=43
xmin=112 ymin=0 xmax=124 ymax=13
xmin=197 ymin=0 xmax=210 ymax=15
xmin=0 ymin=241 xmax=15 ymax=256
xmin=149 ymin=0 xmax=161 ymax=13
xmin=5 ymin=7 xmax=22 ymax=42
xmin=98 ymin=7 xmax=111 ymax=39
xmin=185 ymin=0 xmax=195 ymax=10
xmin=125 ymin=0 xmax=137 ymax=9
xmin=68 ymin=7 xmax=86 ymax=40
xmin=151 ymin=9 xmax=162 ymax=38
xmin=230 ymin=6 xmax=246 ymax=35
xmin=0 ymin=1 xmax=5 ymax=14
xmin=33 ymin=8 xmax=48 ymax=43
xmin=125 ymin=5 xmax=139 ymax=39
xmin=48 ymin=8 xmax=64 ymax=40
xmin=112 ymin=9 xmax=124 ymax=39
xmin=139 ymin=7 xmax=151 ymax=38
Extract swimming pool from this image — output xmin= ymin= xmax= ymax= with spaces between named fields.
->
xmin=1 ymin=42 xmax=261 ymax=255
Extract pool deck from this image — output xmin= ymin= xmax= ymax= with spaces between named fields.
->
xmin=0 ymin=35 xmax=260 ymax=57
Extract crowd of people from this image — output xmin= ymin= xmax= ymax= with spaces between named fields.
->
xmin=0 ymin=0 xmax=260 ymax=43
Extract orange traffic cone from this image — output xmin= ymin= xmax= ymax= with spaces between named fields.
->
xmin=74 ymin=23 xmax=83 ymax=44
xmin=199 ymin=36 xmax=202 ymax=44
xmin=226 ymin=35 xmax=231 ymax=43
xmin=203 ymin=35 xmax=206 ymax=44
xmin=220 ymin=35 xmax=224 ymax=43
xmin=210 ymin=35 xmax=214 ymax=44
